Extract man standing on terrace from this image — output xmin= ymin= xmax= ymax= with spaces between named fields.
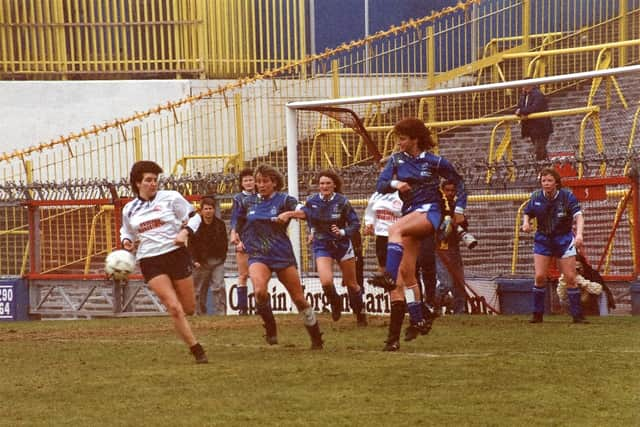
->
xmin=516 ymin=80 xmax=554 ymax=161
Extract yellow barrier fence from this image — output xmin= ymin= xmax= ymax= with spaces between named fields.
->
xmin=0 ymin=0 xmax=307 ymax=79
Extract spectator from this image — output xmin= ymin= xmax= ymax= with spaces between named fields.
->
xmin=522 ymin=167 xmax=586 ymax=324
xmin=189 ymin=197 xmax=228 ymax=315
xmin=434 ymin=180 xmax=471 ymax=314
xmin=230 ymin=168 xmax=255 ymax=315
xmin=516 ymin=80 xmax=553 ymax=161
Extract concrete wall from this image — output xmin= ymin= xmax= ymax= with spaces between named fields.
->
xmin=0 ymin=80 xmax=192 ymax=154
xmin=1 ymin=77 xmax=432 ymax=180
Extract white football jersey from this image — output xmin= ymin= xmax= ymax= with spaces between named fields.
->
xmin=363 ymin=191 xmax=403 ymax=237
xmin=120 ymin=190 xmax=201 ymax=260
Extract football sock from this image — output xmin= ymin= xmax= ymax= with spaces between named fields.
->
xmin=388 ymin=300 xmax=406 ymax=343
xmin=347 ymin=286 xmax=364 ymax=314
xmin=532 ymin=285 xmax=546 ymax=314
xmin=237 ymin=286 xmax=248 ymax=312
xmin=567 ymin=287 xmax=582 ymax=318
xmin=385 ymin=242 xmax=404 ymax=282
xmin=323 ymin=285 xmax=342 ymax=309
xmin=305 ymin=321 xmax=323 ymax=349
xmin=256 ymin=299 xmax=276 ymax=330
xmin=323 ymin=285 xmax=337 ymax=299
xmin=407 ymin=301 xmax=425 ymax=325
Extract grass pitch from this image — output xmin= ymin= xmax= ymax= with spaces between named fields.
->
xmin=1 ymin=314 xmax=639 ymax=426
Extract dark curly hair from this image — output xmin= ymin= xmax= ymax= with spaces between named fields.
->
xmin=393 ymin=117 xmax=435 ymax=150
xmin=317 ymin=169 xmax=343 ymax=193
xmin=238 ymin=168 xmax=254 ymax=188
xmin=129 ymin=161 xmax=163 ymax=196
xmin=254 ymin=164 xmax=284 ymax=191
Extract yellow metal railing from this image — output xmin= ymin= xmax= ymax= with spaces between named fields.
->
xmin=484 ymin=106 xmax=604 ymax=180
xmin=625 ymin=100 xmax=640 ymax=176
xmin=0 ymin=227 xmax=29 ymax=275
xmin=83 ymin=206 xmax=113 ymax=275
xmin=0 ymin=0 xmax=307 ymax=79
xmin=476 ymin=33 xmax=564 ymax=87
xmin=36 ymin=205 xmax=113 ymax=275
xmin=0 ymin=0 xmax=203 ymax=78
xmin=502 ymin=39 xmax=640 ymax=108
xmin=0 ymin=205 xmax=29 ymax=276
xmin=303 ymin=106 xmax=605 ymax=176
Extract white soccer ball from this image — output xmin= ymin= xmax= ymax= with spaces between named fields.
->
xmin=105 ymin=249 xmax=136 ymax=281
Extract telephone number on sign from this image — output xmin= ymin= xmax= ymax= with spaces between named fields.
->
xmin=0 ymin=302 xmax=11 ymax=316
xmin=0 ymin=287 xmax=14 ymax=302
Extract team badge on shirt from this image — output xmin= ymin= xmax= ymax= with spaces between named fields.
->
xmin=331 ymin=205 xmax=339 ymax=219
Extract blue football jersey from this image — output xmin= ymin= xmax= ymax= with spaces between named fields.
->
xmin=230 ymin=190 xmax=254 ymax=237
xmin=376 ymin=151 xmax=467 ymax=215
xmin=235 ymin=192 xmax=298 ymax=266
xmin=524 ymin=188 xmax=582 ymax=236
xmin=301 ymin=192 xmax=360 ymax=242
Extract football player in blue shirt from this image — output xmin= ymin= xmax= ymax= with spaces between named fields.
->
xmin=287 ymin=170 xmax=367 ymax=326
xmin=230 ymin=168 xmax=255 ymax=315
xmin=233 ymin=164 xmax=324 ymax=349
xmin=368 ymin=117 xmax=467 ymax=351
xmin=522 ymin=167 xmax=586 ymax=323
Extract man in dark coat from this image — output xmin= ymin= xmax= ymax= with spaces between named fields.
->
xmin=516 ymin=82 xmax=553 ymax=161
xmin=189 ymin=197 xmax=228 ymax=315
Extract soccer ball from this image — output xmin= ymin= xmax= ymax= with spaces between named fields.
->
xmin=105 ymin=249 xmax=136 ymax=281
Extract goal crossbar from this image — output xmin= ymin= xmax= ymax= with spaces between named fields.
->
xmin=286 ymin=64 xmax=640 ymax=110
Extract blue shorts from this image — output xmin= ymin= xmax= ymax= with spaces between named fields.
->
xmin=248 ymin=256 xmax=296 ymax=272
xmin=312 ymin=238 xmax=354 ymax=262
xmin=534 ymin=232 xmax=576 ymax=258
xmin=413 ymin=203 xmax=442 ymax=231
xmin=139 ymin=247 xmax=193 ymax=283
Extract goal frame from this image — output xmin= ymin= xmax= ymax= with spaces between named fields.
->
xmin=285 ymin=64 xmax=640 ymax=266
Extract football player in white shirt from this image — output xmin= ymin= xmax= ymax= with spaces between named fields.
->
xmin=363 ymin=189 xmax=403 ymax=273
xmin=120 ymin=161 xmax=207 ymax=363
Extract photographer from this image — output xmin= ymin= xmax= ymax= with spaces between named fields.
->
xmin=435 ymin=180 xmax=476 ymax=314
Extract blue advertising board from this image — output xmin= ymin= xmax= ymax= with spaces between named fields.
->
xmin=0 ymin=278 xmax=29 ymax=321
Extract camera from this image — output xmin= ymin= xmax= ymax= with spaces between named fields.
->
xmin=457 ymin=225 xmax=478 ymax=249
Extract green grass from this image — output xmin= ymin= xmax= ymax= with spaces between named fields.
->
xmin=1 ymin=314 xmax=639 ymax=427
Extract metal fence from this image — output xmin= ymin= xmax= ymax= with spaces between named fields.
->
xmin=0 ymin=0 xmax=306 ymax=79
xmin=1 ymin=162 xmax=637 ymax=279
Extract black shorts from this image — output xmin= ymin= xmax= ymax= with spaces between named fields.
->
xmin=139 ymin=247 xmax=193 ymax=283
xmin=375 ymin=235 xmax=389 ymax=268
